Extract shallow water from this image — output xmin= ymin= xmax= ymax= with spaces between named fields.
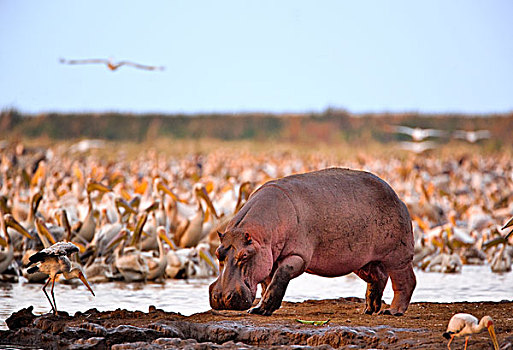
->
xmin=1 ymin=265 xmax=511 ymax=330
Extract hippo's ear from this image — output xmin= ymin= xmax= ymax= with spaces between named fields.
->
xmin=217 ymin=231 xmax=224 ymax=240
xmin=243 ymin=232 xmax=252 ymax=244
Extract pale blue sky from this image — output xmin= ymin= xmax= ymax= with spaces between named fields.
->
xmin=1 ymin=1 xmax=512 ymax=114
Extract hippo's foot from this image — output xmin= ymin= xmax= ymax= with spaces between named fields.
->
xmin=248 ymin=305 xmax=274 ymax=316
xmin=378 ymin=308 xmax=404 ymax=316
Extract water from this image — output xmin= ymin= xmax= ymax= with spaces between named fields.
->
xmin=1 ymin=265 xmax=511 ymax=330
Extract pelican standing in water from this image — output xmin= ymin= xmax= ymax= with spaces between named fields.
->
xmin=0 ymin=214 xmax=33 ymax=275
xmin=26 ymin=241 xmax=95 ymax=315
xmin=443 ymin=313 xmax=499 ymax=349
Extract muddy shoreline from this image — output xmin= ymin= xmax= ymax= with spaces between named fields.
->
xmin=2 ymin=297 xmax=512 ymax=349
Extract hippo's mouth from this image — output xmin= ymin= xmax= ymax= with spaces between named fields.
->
xmin=209 ymin=279 xmax=256 ymax=311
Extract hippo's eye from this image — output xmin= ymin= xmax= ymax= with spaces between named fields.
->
xmin=235 ymin=249 xmax=250 ymax=264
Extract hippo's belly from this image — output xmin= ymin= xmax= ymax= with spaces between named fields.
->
xmin=270 ymin=168 xmax=412 ymax=276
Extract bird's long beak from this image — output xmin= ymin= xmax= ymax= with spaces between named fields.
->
xmin=106 ymin=230 xmax=127 ymax=251
xmin=129 ymin=212 xmax=148 ymax=246
xmin=199 ymin=248 xmax=218 ymax=273
xmin=78 ymin=271 xmax=95 ymax=297
xmin=502 ymin=217 xmax=513 ymax=230
xmin=158 ymin=229 xmax=177 ymax=250
xmin=87 ymin=181 xmax=112 ymax=194
xmin=35 ymin=218 xmax=57 ymax=245
xmin=0 ymin=236 xmax=7 ymax=247
xmin=5 ymin=214 xmax=33 ymax=239
xmin=157 ymin=181 xmax=187 ymax=203
xmin=197 ymin=186 xmax=219 ymax=220
xmin=488 ymin=325 xmax=499 ymax=350
xmin=115 ymin=197 xmax=137 ymax=215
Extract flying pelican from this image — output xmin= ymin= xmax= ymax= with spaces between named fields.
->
xmin=453 ymin=130 xmax=491 ymax=143
xmin=387 ymin=125 xmax=448 ymax=141
xmin=443 ymin=313 xmax=499 ymax=349
xmin=398 ymin=141 xmax=438 ymax=154
xmin=59 ymin=57 xmax=165 ymax=71
xmin=26 ymin=241 xmax=95 ymax=315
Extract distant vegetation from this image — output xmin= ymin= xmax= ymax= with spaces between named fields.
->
xmin=1 ymin=109 xmax=512 ymax=148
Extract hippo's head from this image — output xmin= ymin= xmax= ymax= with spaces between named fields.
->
xmin=209 ymin=228 xmax=272 ymax=311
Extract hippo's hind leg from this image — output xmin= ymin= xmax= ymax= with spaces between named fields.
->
xmin=380 ymin=263 xmax=416 ymax=316
xmin=355 ymin=261 xmax=389 ymax=314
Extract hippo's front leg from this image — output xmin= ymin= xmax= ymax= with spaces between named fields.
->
xmin=249 ymin=255 xmax=305 ymax=316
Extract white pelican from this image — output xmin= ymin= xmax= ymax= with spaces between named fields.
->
xmin=443 ymin=313 xmax=499 ymax=349
xmin=108 ymin=213 xmax=151 ymax=282
xmin=0 ymin=214 xmax=33 ymax=275
xmin=490 ymin=244 xmax=511 ymax=273
xmin=398 ymin=141 xmax=438 ymax=154
xmin=165 ymin=242 xmax=217 ymax=279
xmin=453 ymin=130 xmax=491 ymax=143
xmin=74 ymin=181 xmax=111 ymax=244
xmin=174 ymin=184 xmax=219 ymax=248
xmin=26 ymin=241 xmax=95 ymax=315
xmin=388 ymin=125 xmax=448 ymax=141
xmin=145 ymin=226 xmax=175 ymax=281
xmin=59 ymin=57 xmax=165 ymax=71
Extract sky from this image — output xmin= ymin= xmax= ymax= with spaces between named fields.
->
xmin=1 ymin=1 xmax=512 ymax=115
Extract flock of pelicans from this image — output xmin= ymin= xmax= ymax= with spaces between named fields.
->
xmin=0 ymin=137 xmax=512 ymax=349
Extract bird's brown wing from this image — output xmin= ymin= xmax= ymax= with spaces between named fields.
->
xmin=28 ymin=242 xmax=79 ymax=265
xmin=118 ymin=61 xmax=164 ymax=71
xmin=59 ymin=58 xmax=109 ymax=65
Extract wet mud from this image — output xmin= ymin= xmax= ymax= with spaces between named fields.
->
xmin=2 ymin=297 xmax=513 ymax=349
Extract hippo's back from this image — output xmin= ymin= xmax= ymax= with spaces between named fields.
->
xmin=258 ymin=168 xmax=413 ymax=275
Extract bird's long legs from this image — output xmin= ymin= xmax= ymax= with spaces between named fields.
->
xmin=42 ymin=277 xmax=56 ymax=314
xmin=50 ymin=277 xmax=58 ymax=315
xmin=447 ymin=334 xmax=454 ymax=349
xmin=464 ymin=336 xmax=469 ymax=350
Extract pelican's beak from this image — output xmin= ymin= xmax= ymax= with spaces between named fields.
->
xmin=87 ymin=181 xmax=112 ymax=194
xmin=130 ymin=212 xmax=148 ymax=246
xmin=502 ymin=217 xmax=513 ymax=230
xmin=144 ymin=201 xmax=160 ymax=213
xmin=197 ymin=186 xmax=219 ymax=220
xmin=4 ymin=214 xmax=33 ymax=239
xmin=157 ymin=181 xmax=187 ymax=203
xmin=115 ymin=197 xmax=137 ymax=215
xmin=35 ymin=217 xmax=57 ymax=245
xmin=198 ymin=248 xmax=218 ymax=273
xmin=158 ymin=229 xmax=177 ymax=250
xmin=0 ymin=236 xmax=7 ymax=247
xmin=106 ymin=230 xmax=127 ymax=250
xmin=78 ymin=271 xmax=95 ymax=297
xmin=488 ymin=325 xmax=499 ymax=350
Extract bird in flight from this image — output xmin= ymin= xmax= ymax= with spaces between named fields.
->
xmin=452 ymin=130 xmax=491 ymax=143
xmin=386 ymin=125 xmax=448 ymax=141
xmin=59 ymin=57 xmax=165 ymax=71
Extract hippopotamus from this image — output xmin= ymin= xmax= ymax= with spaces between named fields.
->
xmin=209 ymin=167 xmax=416 ymax=316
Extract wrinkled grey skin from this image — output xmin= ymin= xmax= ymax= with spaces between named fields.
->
xmin=209 ymin=168 xmax=416 ymax=316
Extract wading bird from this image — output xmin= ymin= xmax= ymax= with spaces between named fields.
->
xmin=26 ymin=241 xmax=95 ymax=315
xmin=59 ymin=57 xmax=165 ymax=71
xmin=443 ymin=313 xmax=499 ymax=350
